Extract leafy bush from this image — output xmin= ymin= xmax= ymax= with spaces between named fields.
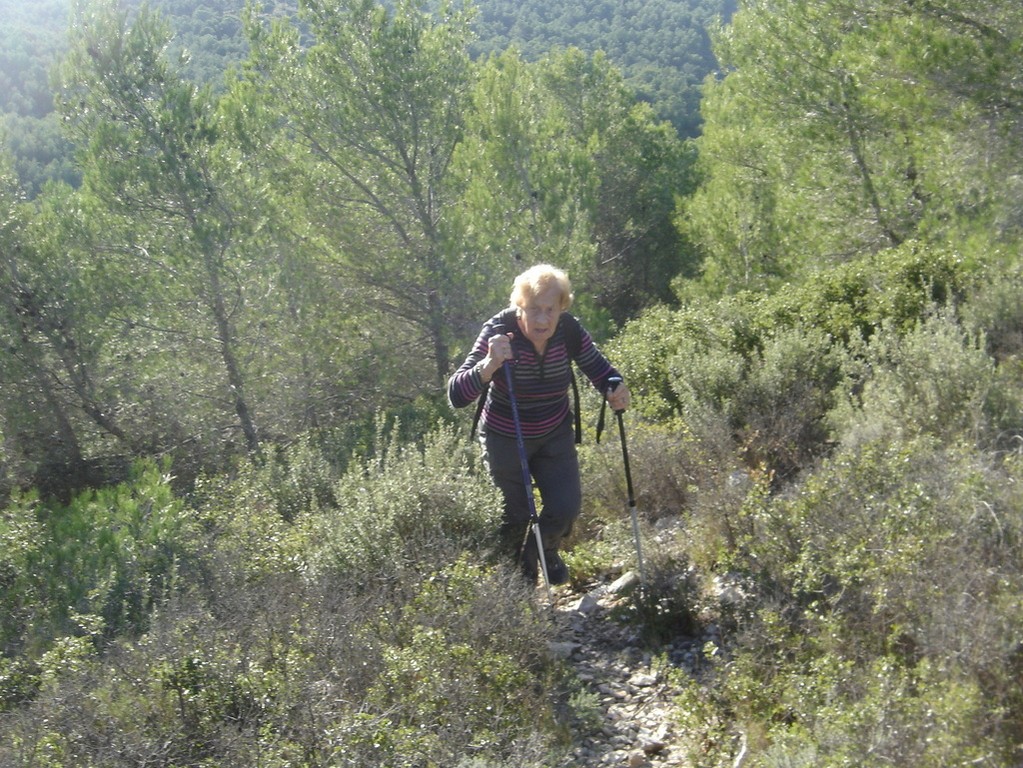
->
xmin=830 ymin=310 xmax=1013 ymax=450
xmin=680 ymin=435 xmax=1023 ymax=766
xmin=0 ymin=558 xmax=565 ymax=768
xmin=339 ymin=557 xmax=561 ymax=765
xmin=711 ymin=326 xmax=846 ymax=482
xmin=302 ymin=422 xmax=504 ymax=583
xmin=613 ymin=296 xmax=849 ymax=483
xmin=758 ymin=241 xmax=973 ymax=346
xmin=961 ymin=266 xmax=1023 ymax=362
xmin=0 ymin=460 xmax=197 ymax=695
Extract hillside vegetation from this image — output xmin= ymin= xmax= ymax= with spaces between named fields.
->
xmin=0 ymin=0 xmax=724 ymax=196
xmin=2 ymin=0 xmax=1023 ymax=766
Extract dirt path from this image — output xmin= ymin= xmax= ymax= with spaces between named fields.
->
xmin=547 ymin=572 xmax=713 ymax=768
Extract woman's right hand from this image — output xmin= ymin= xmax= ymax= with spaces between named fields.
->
xmin=487 ymin=333 xmax=514 ymax=365
xmin=479 ymin=333 xmax=514 ymax=382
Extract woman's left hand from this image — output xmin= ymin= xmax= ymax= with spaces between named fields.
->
xmin=606 ymin=381 xmax=631 ymax=412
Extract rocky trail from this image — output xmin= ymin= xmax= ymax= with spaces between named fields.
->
xmin=546 ymin=571 xmax=720 ymax=768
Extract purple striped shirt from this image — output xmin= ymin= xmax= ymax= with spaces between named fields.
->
xmin=448 ymin=310 xmax=620 ymax=438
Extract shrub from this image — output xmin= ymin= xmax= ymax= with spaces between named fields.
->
xmin=338 ymin=558 xmax=560 ymax=765
xmin=302 ymin=420 xmax=503 ymax=583
xmin=757 ymin=241 xmax=974 ymax=346
xmin=724 ymin=326 xmax=847 ymax=482
xmin=0 ymin=460 xmax=197 ymax=685
xmin=685 ymin=435 xmax=1023 ymax=766
xmin=0 ymin=557 xmax=566 ymax=767
xmin=830 ymin=310 xmax=1007 ymax=450
xmin=611 ymin=298 xmax=848 ymax=484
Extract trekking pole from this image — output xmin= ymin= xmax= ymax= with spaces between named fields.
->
xmin=504 ymin=361 xmax=553 ymax=602
xmin=600 ymin=376 xmax=646 ymax=586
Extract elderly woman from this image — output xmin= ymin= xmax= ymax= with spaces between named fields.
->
xmin=448 ymin=264 xmax=631 ymax=585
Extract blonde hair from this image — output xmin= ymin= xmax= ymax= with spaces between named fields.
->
xmin=510 ymin=264 xmax=574 ymax=311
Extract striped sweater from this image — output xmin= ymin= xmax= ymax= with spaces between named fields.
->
xmin=448 ymin=309 xmax=621 ymax=439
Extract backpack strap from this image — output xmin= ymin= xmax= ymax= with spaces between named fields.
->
xmin=470 ymin=380 xmax=488 ymax=440
xmin=470 ymin=312 xmax=584 ymax=443
xmin=562 ymin=315 xmax=583 ymax=444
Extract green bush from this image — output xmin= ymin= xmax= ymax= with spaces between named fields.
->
xmin=0 ymin=554 xmax=566 ymax=767
xmin=301 ymin=421 xmax=504 ymax=583
xmin=613 ymin=296 xmax=849 ymax=483
xmin=758 ymin=241 xmax=974 ymax=346
xmin=714 ymin=326 xmax=846 ymax=482
xmin=830 ymin=310 xmax=1009 ymax=449
xmin=961 ymin=267 xmax=1023 ymax=362
xmin=0 ymin=460 xmax=197 ymax=687
xmin=684 ymin=435 xmax=1023 ymax=766
xmin=339 ymin=558 xmax=560 ymax=765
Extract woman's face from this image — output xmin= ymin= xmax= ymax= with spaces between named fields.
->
xmin=517 ymin=284 xmax=563 ymax=350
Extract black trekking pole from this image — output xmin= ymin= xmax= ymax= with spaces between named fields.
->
xmin=599 ymin=376 xmax=646 ymax=586
xmin=504 ymin=361 xmax=553 ymax=602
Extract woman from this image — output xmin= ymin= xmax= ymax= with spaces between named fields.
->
xmin=448 ymin=264 xmax=631 ymax=585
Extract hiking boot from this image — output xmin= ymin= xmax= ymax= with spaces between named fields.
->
xmin=543 ymin=550 xmax=570 ymax=586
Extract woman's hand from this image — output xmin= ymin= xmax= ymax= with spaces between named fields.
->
xmin=479 ymin=333 xmax=514 ymax=382
xmin=486 ymin=333 xmax=514 ymax=365
xmin=606 ymin=380 xmax=631 ymax=412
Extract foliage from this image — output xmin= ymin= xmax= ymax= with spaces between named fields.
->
xmin=0 ymin=429 xmax=567 ymax=767
xmin=831 ymin=310 xmax=1016 ymax=452
xmin=1 ymin=0 xmax=1023 ymax=764
xmin=0 ymin=0 xmax=78 ymax=195
xmin=676 ymin=436 xmax=1023 ymax=766
xmin=0 ymin=460 xmax=197 ymax=709
xmin=301 ymin=421 xmax=504 ymax=582
xmin=240 ymin=0 xmax=482 ymax=386
xmin=469 ymin=0 xmax=736 ymax=137
xmin=453 ymin=46 xmax=694 ymax=329
xmin=685 ymin=0 xmax=1023 ymax=294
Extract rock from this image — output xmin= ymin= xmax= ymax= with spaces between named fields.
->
xmin=609 ymin=570 xmax=641 ymax=594
xmin=639 ymin=733 xmax=668 ymax=755
xmin=628 ymin=671 xmax=659 ymax=687
xmin=573 ymin=593 xmax=601 ymax=615
xmin=552 ymin=575 xmax=716 ymax=768
xmin=548 ymin=641 xmax=580 ymax=659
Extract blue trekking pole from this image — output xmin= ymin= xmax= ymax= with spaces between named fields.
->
xmin=504 ymin=361 xmax=553 ymax=601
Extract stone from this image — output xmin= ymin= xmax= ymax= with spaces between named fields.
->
xmin=551 ymin=573 xmax=717 ymax=768
xmin=639 ymin=733 xmax=668 ymax=755
xmin=628 ymin=671 xmax=659 ymax=687
xmin=573 ymin=593 xmax=601 ymax=615
xmin=609 ymin=570 xmax=642 ymax=594
xmin=548 ymin=641 xmax=580 ymax=659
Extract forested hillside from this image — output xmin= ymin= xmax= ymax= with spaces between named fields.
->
xmin=0 ymin=0 xmax=724 ymax=196
xmin=2 ymin=0 xmax=1023 ymax=766
xmin=0 ymin=0 xmax=78 ymax=193
xmin=470 ymin=0 xmax=735 ymax=136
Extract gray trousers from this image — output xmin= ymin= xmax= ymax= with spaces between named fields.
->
xmin=480 ymin=415 xmax=581 ymax=558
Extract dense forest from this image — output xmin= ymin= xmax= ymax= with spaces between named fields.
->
xmin=2 ymin=0 xmax=1023 ymax=766
xmin=0 ymin=0 xmax=727 ymax=195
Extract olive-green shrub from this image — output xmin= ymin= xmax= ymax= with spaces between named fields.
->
xmin=301 ymin=422 xmax=503 ymax=582
xmin=677 ymin=435 xmax=1023 ymax=767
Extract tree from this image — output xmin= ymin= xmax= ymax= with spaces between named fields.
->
xmin=452 ymin=47 xmax=695 ymax=329
xmin=242 ymin=0 xmax=478 ymax=386
xmin=0 ymin=160 xmax=85 ymax=493
xmin=57 ymin=0 xmax=264 ymax=453
xmin=449 ymin=47 xmax=599 ymax=325
xmin=683 ymin=0 xmax=1023 ymax=293
xmin=538 ymin=48 xmax=697 ymax=321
